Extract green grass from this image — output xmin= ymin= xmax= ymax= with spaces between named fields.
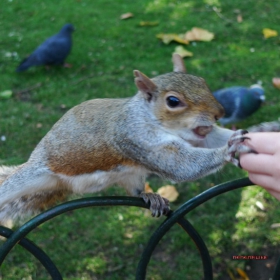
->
xmin=1 ymin=0 xmax=280 ymax=279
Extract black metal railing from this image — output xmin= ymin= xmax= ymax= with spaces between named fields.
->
xmin=0 ymin=177 xmax=279 ymax=279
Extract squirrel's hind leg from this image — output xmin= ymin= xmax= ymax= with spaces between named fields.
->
xmin=140 ymin=192 xmax=170 ymax=217
xmin=119 ymin=175 xmax=170 ymax=218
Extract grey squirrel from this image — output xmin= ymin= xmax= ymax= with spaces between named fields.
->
xmin=0 ymin=54 xmax=256 ymax=224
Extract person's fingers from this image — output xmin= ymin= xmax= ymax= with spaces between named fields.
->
xmin=266 ymin=189 xmax=280 ymax=201
xmin=240 ymin=153 xmax=274 ymax=175
xmin=248 ymin=172 xmax=278 ymax=191
xmin=244 ymin=132 xmax=280 ymax=154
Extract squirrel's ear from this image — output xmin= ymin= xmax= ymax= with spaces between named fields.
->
xmin=172 ymin=53 xmax=187 ymax=73
xmin=134 ymin=70 xmax=157 ymax=101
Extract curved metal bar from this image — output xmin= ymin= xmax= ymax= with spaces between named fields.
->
xmin=0 ymin=196 xmax=148 ymax=266
xmin=136 ymin=177 xmax=253 ymax=279
xmin=273 ymin=255 xmax=280 ymax=280
xmin=0 ymin=226 xmax=62 ymax=279
xmin=1 ymin=177 xmax=275 ymax=280
xmin=176 ymin=217 xmax=213 ymax=280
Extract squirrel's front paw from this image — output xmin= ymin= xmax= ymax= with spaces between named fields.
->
xmin=140 ymin=192 xmax=170 ymax=217
xmin=226 ymin=129 xmax=256 ymax=167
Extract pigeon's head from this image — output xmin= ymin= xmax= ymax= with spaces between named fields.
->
xmin=249 ymin=84 xmax=265 ymax=102
xmin=61 ymin=23 xmax=75 ymax=34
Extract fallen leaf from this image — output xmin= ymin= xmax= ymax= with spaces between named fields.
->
xmin=184 ymin=32 xmax=196 ymax=41
xmin=124 ymin=232 xmax=133 ymax=238
xmin=185 ymin=27 xmax=214 ymax=41
xmin=237 ymin=14 xmax=243 ymax=23
xmin=271 ymin=223 xmax=280 ymax=228
xmin=145 ymin=182 xmax=153 ymax=193
xmin=272 ymin=77 xmax=280 ymax=89
xmin=236 ymin=267 xmax=249 ymax=280
xmin=255 ymin=201 xmax=265 ymax=211
xmin=156 ymin=33 xmax=189 ymax=45
xmin=263 ymin=28 xmax=278 ymax=39
xmin=157 ymin=185 xmax=179 ymax=202
xmin=173 ymin=46 xmax=193 ymax=58
xmin=139 ymin=21 xmax=158 ymax=27
xmin=226 ymin=268 xmax=235 ymax=280
xmin=120 ymin=12 xmax=134 ymax=20
xmin=0 ymin=90 xmax=13 ymax=99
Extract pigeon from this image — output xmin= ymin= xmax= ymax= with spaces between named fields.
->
xmin=213 ymin=84 xmax=265 ymax=127
xmin=16 ymin=23 xmax=74 ymax=72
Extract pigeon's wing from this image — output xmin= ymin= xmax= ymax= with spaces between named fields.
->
xmin=16 ymin=48 xmax=48 ymax=71
xmin=16 ymin=35 xmax=63 ymax=71
xmin=237 ymin=90 xmax=263 ymax=119
xmin=33 ymin=34 xmax=72 ymax=65
xmin=213 ymin=88 xmax=242 ymax=119
xmin=16 ymin=25 xmax=73 ymax=72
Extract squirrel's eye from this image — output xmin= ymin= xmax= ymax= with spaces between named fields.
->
xmin=166 ymin=96 xmax=180 ymax=108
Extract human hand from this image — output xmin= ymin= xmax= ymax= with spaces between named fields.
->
xmin=239 ymin=132 xmax=280 ymax=200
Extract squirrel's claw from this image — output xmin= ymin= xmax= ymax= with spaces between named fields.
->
xmin=226 ymin=129 xmax=256 ymax=167
xmin=140 ymin=192 xmax=170 ymax=217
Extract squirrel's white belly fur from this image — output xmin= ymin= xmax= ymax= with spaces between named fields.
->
xmin=58 ymin=165 xmax=148 ymax=195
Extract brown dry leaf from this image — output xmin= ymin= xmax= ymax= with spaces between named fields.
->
xmin=139 ymin=21 xmax=158 ymax=27
xmin=157 ymin=185 xmax=179 ymax=202
xmin=173 ymin=46 xmax=193 ymax=58
xmin=156 ymin=33 xmax=189 ymax=45
xmin=263 ymin=28 xmax=278 ymax=39
xmin=145 ymin=182 xmax=154 ymax=193
xmin=184 ymin=31 xmax=196 ymax=41
xmin=185 ymin=27 xmax=214 ymax=42
xmin=272 ymin=77 xmax=280 ymax=89
xmin=237 ymin=14 xmax=243 ymax=23
xmin=120 ymin=12 xmax=134 ymax=20
xmin=236 ymin=267 xmax=249 ymax=280
xmin=124 ymin=232 xmax=133 ymax=238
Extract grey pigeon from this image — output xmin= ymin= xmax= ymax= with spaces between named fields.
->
xmin=16 ymin=23 xmax=74 ymax=72
xmin=213 ymin=84 xmax=265 ymax=126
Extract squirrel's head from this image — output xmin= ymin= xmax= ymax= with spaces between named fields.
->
xmin=133 ymin=54 xmax=224 ymax=140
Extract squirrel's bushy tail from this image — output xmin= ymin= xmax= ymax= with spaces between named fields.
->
xmin=0 ymin=165 xmax=20 ymax=184
xmin=0 ymin=165 xmax=71 ymax=226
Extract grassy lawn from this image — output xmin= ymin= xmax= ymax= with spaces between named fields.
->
xmin=1 ymin=0 xmax=280 ymax=279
